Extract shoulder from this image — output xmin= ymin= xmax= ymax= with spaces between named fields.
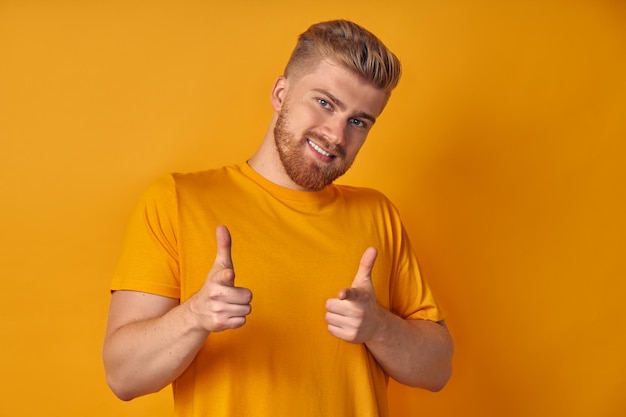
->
xmin=136 ymin=167 xmax=234 ymax=208
xmin=333 ymin=184 xmax=396 ymax=208
xmin=144 ymin=165 xmax=242 ymax=198
xmin=331 ymin=184 xmax=403 ymax=223
xmin=171 ymin=165 xmax=238 ymax=187
xmin=167 ymin=166 xmax=232 ymax=187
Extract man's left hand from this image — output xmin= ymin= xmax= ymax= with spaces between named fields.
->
xmin=325 ymin=247 xmax=385 ymax=344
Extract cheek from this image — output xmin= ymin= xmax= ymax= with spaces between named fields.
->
xmin=345 ymin=135 xmax=368 ymax=159
xmin=288 ymin=107 xmax=322 ymax=133
xmin=303 ymin=107 xmax=327 ymax=126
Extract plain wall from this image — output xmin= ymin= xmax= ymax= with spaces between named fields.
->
xmin=1 ymin=1 xmax=624 ymax=416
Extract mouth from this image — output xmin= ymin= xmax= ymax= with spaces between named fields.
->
xmin=307 ymin=139 xmax=334 ymax=158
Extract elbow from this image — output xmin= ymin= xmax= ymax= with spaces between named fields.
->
xmin=425 ymin=340 xmax=455 ymax=392
xmin=424 ymin=326 xmax=454 ymax=392
xmin=104 ymin=359 xmax=152 ymax=402
xmin=103 ymin=347 xmax=149 ymax=401
xmin=106 ymin=373 xmax=141 ymax=402
xmin=407 ymin=333 xmax=455 ymax=392
xmin=103 ymin=350 xmax=170 ymax=401
xmin=104 ymin=366 xmax=166 ymax=401
xmin=103 ymin=355 xmax=137 ymax=401
xmin=400 ymin=362 xmax=452 ymax=392
xmin=422 ymin=364 xmax=453 ymax=392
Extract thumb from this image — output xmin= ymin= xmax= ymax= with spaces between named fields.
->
xmin=340 ymin=247 xmax=377 ymax=300
xmin=212 ymin=225 xmax=235 ymax=285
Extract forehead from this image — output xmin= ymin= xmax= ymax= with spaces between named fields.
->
xmin=286 ymin=59 xmax=388 ymax=117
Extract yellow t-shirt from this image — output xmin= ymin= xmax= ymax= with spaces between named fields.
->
xmin=112 ymin=163 xmax=444 ymax=417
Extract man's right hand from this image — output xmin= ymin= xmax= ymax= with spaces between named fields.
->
xmin=187 ymin=225 xmax=253 ymax=332
xmin=104 ymin=225 xmax=252 ymax=400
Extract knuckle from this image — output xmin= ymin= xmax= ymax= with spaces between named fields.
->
xmin=208 ymin=287 xmax=226 ymax=300
xmin=344 ymin=329 xmax=358 ymax=342
xmin=239 ymin=288 xmax=253 ymax=303
xmin=211 ymin=313 xmax=231 ymax=331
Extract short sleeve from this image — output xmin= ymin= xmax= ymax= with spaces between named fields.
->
xmin=390 ymin=225 xmax=445 ymax=322
xmin=110 ymin=175 xmax=180 ymax=298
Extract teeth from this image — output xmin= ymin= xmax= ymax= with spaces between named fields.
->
xmin=307 ymin=139 xmax=331 ymax=157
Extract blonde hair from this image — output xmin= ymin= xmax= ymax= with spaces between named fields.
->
xmin=284 ymin=20 xmax=402 ymax=94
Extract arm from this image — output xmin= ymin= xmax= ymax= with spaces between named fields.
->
xmin=103 ymin=291 xmax=207 ymax=400
xmin=325 ymin=247 xmax=454 ymax=391
xmin=103 ymin=226 xmax=252 ymax=401
xmin=365 ymin=317 xmax=453 ymax=391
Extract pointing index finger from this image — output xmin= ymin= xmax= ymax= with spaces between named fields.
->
xmin=338 ymin=288 xmax=351 ymax=301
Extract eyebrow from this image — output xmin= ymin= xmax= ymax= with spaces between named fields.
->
xmin=312 ymin=88 xmax=377 ymax=124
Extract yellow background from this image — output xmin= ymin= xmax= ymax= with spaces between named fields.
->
xmin=1 ymin=1 xmax=625 ymax=416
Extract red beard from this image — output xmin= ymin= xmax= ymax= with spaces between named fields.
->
xmin=273 ymin=107 xmax=351 ymax=191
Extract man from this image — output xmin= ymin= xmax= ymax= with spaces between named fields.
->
xmin=103 ymin=19 xmax=453 ymax=417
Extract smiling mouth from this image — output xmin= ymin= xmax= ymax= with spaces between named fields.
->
xmin=307 ymin=139 xmax=334 ymax=158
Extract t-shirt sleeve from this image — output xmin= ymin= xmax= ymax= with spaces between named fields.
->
xmin=384 ymin=200 xmax=445 ymax=322
xmin=110 ymin=175 xmax=181 ymax=298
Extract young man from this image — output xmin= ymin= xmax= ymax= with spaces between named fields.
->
xmin=103 ymin=19 xmax=453 ymax=417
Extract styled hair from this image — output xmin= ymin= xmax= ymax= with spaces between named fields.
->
xmin=284 ymin=20 xmax=402 ymax=94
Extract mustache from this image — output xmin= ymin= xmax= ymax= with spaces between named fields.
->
xmin=304 ymin=131 xmax=346 ymax=158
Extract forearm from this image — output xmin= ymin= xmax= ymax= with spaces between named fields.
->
xmin=365 ymin=315 xmax=454 ymax=391
xmin=103 ymin=302 xmax=209 ymax=401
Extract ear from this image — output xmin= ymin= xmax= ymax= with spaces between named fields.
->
xmin=270 ymin=76 xmax=287 ymax=111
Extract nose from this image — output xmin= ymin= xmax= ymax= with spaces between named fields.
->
xmin=321 ymin=116 xmax=347 ymax=146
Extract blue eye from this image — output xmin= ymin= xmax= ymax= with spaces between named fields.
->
xmin=319 ymin=99 xmax=330 ymax=108
xmin=350 ymin=118 xmax=364 ymax=127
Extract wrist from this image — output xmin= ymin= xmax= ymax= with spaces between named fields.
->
xmin=179 ymin=297 xmax=212 ymax=336
xmin=368 ymin=305 xmax=394 ymax=344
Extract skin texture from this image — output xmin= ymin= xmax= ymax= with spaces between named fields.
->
xmin=103 ymin=58 xmax=453 ymax=401
xmin=103 ymin=226 xmax=250 ymax=400
xmin=325 ymin=246 xmax=453 ymax=390
xmin=247 ymin=59 xmax=386 ymax=192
